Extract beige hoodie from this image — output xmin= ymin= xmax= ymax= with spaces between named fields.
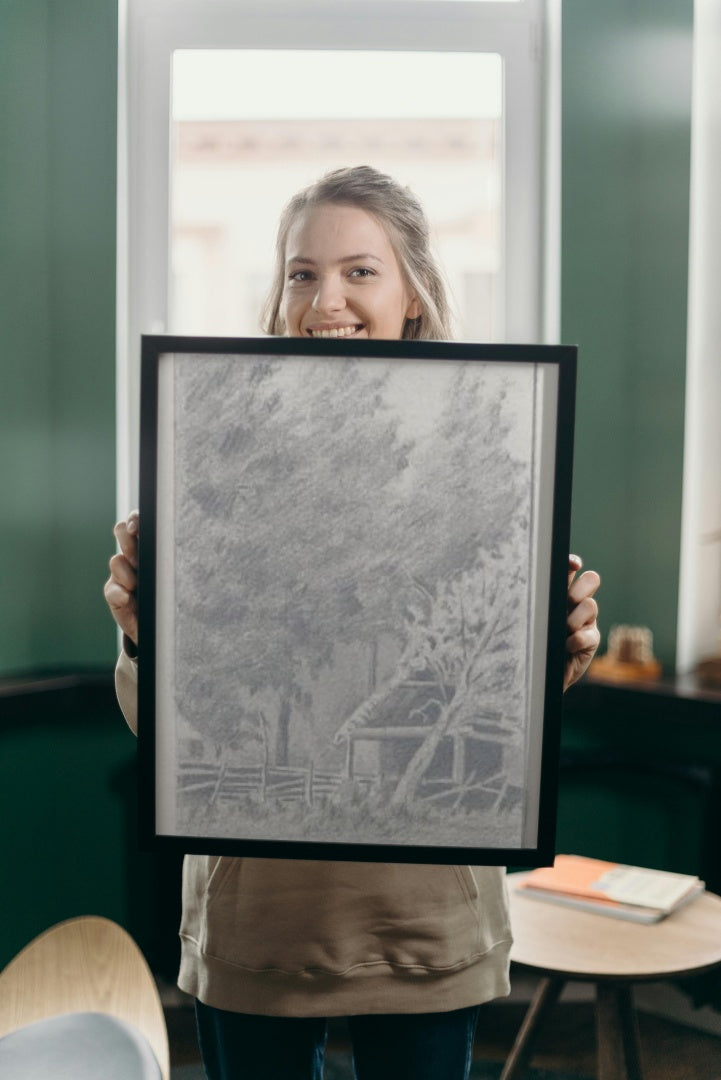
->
xmin=116 ymin=650 xmax=512 ymax=1016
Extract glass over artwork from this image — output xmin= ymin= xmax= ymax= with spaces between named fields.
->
xmin=141 ymin=339 xmax=574 ymax=864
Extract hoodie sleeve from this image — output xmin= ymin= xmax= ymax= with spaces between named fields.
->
xmin=115 ymin=643 xmax=139 ymax=736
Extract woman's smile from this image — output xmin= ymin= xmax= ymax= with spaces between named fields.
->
xmin=306 ymin=323 xmax=365 ymax=338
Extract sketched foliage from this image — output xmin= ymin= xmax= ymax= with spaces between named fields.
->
xmin=171 ymin=353 xmax=534 ymax=830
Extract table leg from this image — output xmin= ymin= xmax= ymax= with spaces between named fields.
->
xmin=499 ymin=976 xmax=565 ymax=1080
xmin=596 ymin=982 xmax=643 ymax=1080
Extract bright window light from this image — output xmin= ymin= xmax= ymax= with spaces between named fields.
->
xmin=173 ymin=50 xmax=502 ymax=121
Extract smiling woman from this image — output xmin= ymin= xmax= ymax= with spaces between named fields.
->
xmin=106 ymin=154 xmax=600 ymax=1080
xmin=263 ymin=167 xmax=452 ymax=342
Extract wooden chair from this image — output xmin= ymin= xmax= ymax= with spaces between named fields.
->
xmin=0 ymin=915 xmax=170 ymax=1079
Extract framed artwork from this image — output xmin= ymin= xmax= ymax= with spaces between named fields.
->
xmin=138 ymin=335 xmax=576 ymax=865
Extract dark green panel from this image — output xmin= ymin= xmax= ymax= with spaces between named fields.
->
xmin=0 ymin=2 xmax=55 ymax=670
xmin=562 ymin=0 xmax=693 ymax=668
xmin=0 ymin=688 xmax=133 ymax=966
xmin=557 ymin=769 xmax=708 ymax=877
xmin=559 ymin=682 xmax=721 ymax=888
xmin=0 ymin=0 xmax=118 ymax=673
xmin=47 ymin=0 xmax=118 ymax=666
xmin=0 ymin=683 xmax=184 ymax=975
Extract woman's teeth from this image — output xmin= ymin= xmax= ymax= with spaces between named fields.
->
xmin=310 ymin=325 xmax=361 ymax=338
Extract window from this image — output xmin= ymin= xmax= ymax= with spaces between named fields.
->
xmin=118 ymin=0 xmax=557 ymax=510
xmin=170 ymin=49 xmax=503 ymax=340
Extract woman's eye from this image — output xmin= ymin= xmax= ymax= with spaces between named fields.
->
xmin=349 ymin=267 xmax=375 ymax=279
xmin=288 ymin=270 xmax=313 ymax=283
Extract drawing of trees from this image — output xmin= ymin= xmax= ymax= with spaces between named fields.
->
xmin=172 ymin=353 xmax=533 ymax=805
xmin=173 ymin=355 xmax=415 ymax=763
xmin=384 ymin=364 xmax=530 ymax=803
xmin=389 ymin=555 xmax=526 ymax=805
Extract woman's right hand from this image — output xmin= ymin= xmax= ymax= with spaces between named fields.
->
xmin=104 ymin=509 xmax=139 ymax=646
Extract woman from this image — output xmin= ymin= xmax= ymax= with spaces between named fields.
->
xmin=105 ymin=166 xmax=601 ymax=1080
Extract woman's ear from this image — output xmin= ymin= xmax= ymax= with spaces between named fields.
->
xmin=406 ymin=296 xmax=422 ymax=320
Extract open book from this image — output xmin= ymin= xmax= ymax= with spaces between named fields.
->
xmin=516 ymin=854 xmax=705 ymax=923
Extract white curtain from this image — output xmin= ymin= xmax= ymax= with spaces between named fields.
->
xmin=677 ymin=0 xmax=721 ymax=672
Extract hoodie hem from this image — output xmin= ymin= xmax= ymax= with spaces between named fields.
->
xmin=177 ymin=937 xmax=512 ymax=1017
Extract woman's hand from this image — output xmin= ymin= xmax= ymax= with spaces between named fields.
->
xmin=564 ymin=554 xmax=601 ymax=691
xmin=103 ymin=510 xmax=139 ymax=646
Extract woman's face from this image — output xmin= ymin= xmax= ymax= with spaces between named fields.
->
xmin=281 ymin=203 xmax=421 ymax=340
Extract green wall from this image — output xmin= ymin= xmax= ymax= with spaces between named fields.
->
xmin=563 ymin=0 xmax=693 ymax=669
xmin=0 ymin=0 xmax=118 ymax=675
xmin=0 ymin=0 xmax=139 ymax=969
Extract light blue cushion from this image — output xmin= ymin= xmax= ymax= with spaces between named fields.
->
xmin=0 ymin=1011 xmax=162 ymax=1079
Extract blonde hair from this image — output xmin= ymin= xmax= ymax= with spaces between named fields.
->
xmin=262 ymin=165 xmax=454 ymax=341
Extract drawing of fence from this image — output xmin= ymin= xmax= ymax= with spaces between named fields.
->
xmin=178 ymin=759 xmax=507 ymax=809
xmin=179 ymin=761 xmax=361 ymax=806
xmin=417 ymin=771 xmax=523 ymax=813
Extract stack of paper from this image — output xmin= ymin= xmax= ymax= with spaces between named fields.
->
xmin=517 ymin=854 xmax=705 ymax=923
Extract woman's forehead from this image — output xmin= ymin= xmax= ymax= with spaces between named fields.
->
xmin=285 ymin=203 xmax=396 ymax=262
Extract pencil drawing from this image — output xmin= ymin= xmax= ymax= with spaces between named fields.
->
xmin=168 ymin=351 xmax=539 ymax=850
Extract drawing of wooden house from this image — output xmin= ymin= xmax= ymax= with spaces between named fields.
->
xmin=334 ymin=673 xmax=515 ymax=790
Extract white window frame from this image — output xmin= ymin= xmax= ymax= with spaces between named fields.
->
xmin=117 ymin=0 xmax=559 ymax=512
xmin=676 ymin=0 xmax=721 ymax=674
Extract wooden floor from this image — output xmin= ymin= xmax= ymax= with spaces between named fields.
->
xmin=166 ymin=994 xmax=721 ymax=1078
xmin=474 ymin=999 xmax=721 ymax=1079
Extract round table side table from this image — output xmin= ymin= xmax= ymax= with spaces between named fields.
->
xmin=502 ymin=872 xmax=721 ymax=1080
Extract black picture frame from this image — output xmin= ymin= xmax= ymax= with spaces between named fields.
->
xmin=138 ymin=335 xmax=576 ymax=866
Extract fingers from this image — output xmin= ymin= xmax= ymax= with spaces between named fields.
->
xmin=567 ymin=553 xmax=583 ymax=588
xmin=103 ymin=577 xmax=138 ymax=643
xmin=564 ymin=558 xmax=601 ymax=690
xmin=567 ymin=569 xmax=601 ymax=652
xmin=105 ymin=510 xmax=140 ymax=645
xmin=566 ymin=622 xmax=601 ymax=657
xmin=109 ymin=550 xmax=137 ymax=590
xmin=103 ymin=576 xmax=135 ymax=618
xmin=566 ymin=592 xmax=599 ymax=636
xmin=113 ymin=509 xmax=139 ymax=567
xmin=568 ymin=568 xmax=601 ymax=609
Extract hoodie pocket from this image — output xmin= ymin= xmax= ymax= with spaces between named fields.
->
xmin=454 ymin=865 xmax=480 ymax=909
xmin=184 ymin=857 xmax=509 ymax=975
xmin=180 ymin=854 xmax=238 ymax=948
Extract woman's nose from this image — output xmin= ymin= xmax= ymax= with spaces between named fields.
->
xmin=312 ymin=274 xmax=345 ymax=314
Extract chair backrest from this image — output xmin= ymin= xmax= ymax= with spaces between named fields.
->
xmin=0 ymin=915 xmax=170 ymax=1080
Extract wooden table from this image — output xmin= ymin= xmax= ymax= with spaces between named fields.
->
xmin=503 ymin=873 xmax=721 ymax=1080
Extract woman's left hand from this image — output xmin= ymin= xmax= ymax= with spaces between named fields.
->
xmin=564 ymin=554 xmax=601 ymax=691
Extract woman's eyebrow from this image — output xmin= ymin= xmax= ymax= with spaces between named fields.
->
xmin=339 ymin=253 xmax=384 ymax=264
xmin=286 ymin=253 xmax=384 ymax=266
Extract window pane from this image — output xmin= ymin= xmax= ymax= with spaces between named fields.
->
xmin=170 ymin=50 xmax=503 ymax=340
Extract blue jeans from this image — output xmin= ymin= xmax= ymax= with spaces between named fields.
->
xmin=195 ymin=1000 xmax=481 ymax=1080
